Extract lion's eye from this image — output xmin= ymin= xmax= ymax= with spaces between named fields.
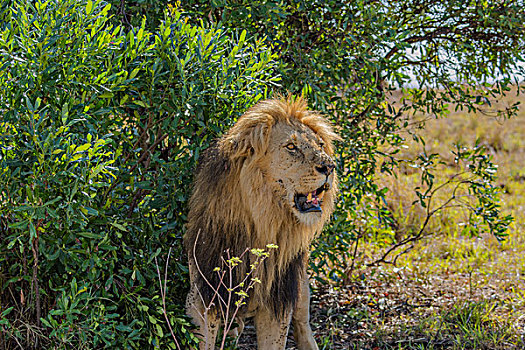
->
xmin=285 ymin=143 xmax=297 ymax=151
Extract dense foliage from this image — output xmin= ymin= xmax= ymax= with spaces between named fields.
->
xmin=0 ymin=1 xmax=277 ymax=348
xmin=0 ymin=0 xmax=523 ymax=348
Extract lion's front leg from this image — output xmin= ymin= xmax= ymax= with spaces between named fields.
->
xmin=292 ymin=275 xmax=319 ymax=350
xmin=254 ymin=307 xmax=292 ymax=350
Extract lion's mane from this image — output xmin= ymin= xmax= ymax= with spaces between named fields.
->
xmin=184 ymin=97 xmax=338 ymax=318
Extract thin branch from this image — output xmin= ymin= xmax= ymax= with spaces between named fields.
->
xmin=192 ymin=230 xmax=229 ymax=311
xmin=154 ymin=249 xmax=181 ymax=350
xmin=345 ymin=230 xmax=362 ymax=278
xmin=368 ymin=177 xmax=471 ymax=266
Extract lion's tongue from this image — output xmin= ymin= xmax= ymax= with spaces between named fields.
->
xmin=306 ymin=191 xmax=320 ymax=206
xmin=295 ymin=190 xmax=323 ymax=213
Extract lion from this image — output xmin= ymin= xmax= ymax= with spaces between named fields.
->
xmin=184 ymin=96 xmax=339 ymax=350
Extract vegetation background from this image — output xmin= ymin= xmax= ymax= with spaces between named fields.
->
xmin=0 ymin=0 xmax=524 ymax=349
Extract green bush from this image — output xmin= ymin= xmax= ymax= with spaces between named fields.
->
xmin=0 ymin=0 xmax=277 ymax=348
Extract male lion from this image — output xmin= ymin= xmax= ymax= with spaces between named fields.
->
xmin=184 ymin=96 xmax=339 ymax=350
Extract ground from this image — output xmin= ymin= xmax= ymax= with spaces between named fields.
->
xmin=238 ymin=88 xmax=525 ymax=349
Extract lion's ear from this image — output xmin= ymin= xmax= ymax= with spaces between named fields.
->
xmin=220 ymin=116 xmax=272 ymax=160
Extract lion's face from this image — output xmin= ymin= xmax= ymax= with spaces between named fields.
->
xmin=265 ymin=120 xmax=336 ymax=225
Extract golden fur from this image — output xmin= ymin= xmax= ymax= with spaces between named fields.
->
xmin=184 ymin=96 xmax=339 ymax=349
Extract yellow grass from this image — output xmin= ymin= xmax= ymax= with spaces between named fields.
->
xmin=351 ymin=87 xmax=525 ymax=347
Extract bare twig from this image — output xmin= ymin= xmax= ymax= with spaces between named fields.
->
xmin=345 ymin=229 xmax=363 ymax=278
xmin=154 ymin=248 xmax=181 ymax=350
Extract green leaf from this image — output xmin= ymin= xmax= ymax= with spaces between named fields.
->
xmin=25 ymin=96 xmax=34 ymax=112
xmin=29 ymin=222 xmax=36 ymax=239
xmin=85 ymin=207 xmax=99 ymax=216
xmin=78 ymin=232 xmax=104 ymax=239
xmin=7 ymin=239 xmax=17 ymax=250
xmin=75 ymin=143 xmax=91 ymax=153
xmin=86 ymin=0 xmax=93 ymax=15
xmin=8 ymin=220 xmax=28 ymax=230
xmin=110 ymin=222 xmax=127 ymax=231
xmin=1 ymin=307 xmax=14 ymax=317
xmin=61 ymin=103 xmax=69 ymax=124
xmin=148 ymin=315 xmax=157 ymax=324
xmin=99 ymin=92 xmax=114 ymax=99
xmin=129 ymin=67 xmax=140 ymax=80
xmin=43 ymin=196 xmax=63 ymax=206
xmin=238 ymin=29 xmax=246 ymax=47
xmin=133 ymin=100 xmax=149 ymax=108
xmin=100 ymin=3 xmax=111 ymax=16
xmin=155 ymin=323 xmax=164 ymax=337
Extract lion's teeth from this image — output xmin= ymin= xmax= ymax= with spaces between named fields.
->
xmin=318 ymin=191 xmax=325 ymax=200
xmin=307 ymin=192 xmax=312 ymax=202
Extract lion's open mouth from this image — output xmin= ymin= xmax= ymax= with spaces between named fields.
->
xmin=294 ymin=183 xmax=330 ymax=213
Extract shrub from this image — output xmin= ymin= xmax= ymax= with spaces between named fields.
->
xmin=0 ymin=0 xmax=277 ymax=348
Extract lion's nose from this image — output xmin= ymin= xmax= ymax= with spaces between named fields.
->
xmin=315 ymin=163 xmax=335 ymax=176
